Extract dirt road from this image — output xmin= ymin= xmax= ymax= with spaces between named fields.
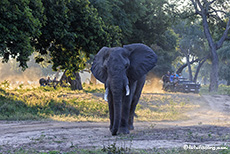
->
xmin=0 ymin=93 xmax=230 ymax=152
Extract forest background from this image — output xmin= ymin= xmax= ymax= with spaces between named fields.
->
xmin=0 ymin=0 xmax=230 ymax=92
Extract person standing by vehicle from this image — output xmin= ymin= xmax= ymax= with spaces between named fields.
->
xmin=162 ymin=71 xmax=170 ymax=89
xmin=162 ymin=71 xmax=170 ymax=83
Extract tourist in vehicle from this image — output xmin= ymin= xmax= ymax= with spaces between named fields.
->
xmin=174 ymin=73 xmax=179 ymax=85
xmin=170 ymin=72 xmax=175 ymax=82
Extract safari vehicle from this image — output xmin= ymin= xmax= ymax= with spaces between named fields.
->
xmin=163 ymin=78 xmax=201 ymax=93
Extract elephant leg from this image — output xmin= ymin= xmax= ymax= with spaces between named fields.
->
xmin=119 ymin=82 xmax=136 ymax=134
xmin=108 ymin=90 xmax=114 ymax=132
xmin=129 ymin=75 xmax=146 ymax=130
xmin=119 ymin=95 xmax=132 ymax=134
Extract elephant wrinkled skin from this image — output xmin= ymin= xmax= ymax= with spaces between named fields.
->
xmin=91 ymin=43 xmax=157 ymax=135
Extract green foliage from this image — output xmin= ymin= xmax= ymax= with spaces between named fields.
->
xmin=174 ymin=20 xmax=208 ymax=58
xmin=131 ymin=0 xmax=177 ymax=47
xmin=102 ymin=143 xmax=131 ymax=154
xmin=91 ymin=0 xmax=178 ymax=47
xmin=200 ymin=85 xmax=230 ymax=95
xmin=90 ymin=0 xmax=147 ymax=44
xmin=1 ymin=0 xmax=121 ymax=72
xmin=218 ymin=41 xmax=230 ymax=85
xmin=150 ymin=42 xmax=179 ymax=77
xmin=34 ymin=0 xmax=121 ymax=73
xmin=1 ymin=0 xmax=179 ymax=77
xmin=0 ymin=0 xmax=43 ymax=69
xmin=90 ymin=0 xmax=179 ymax=77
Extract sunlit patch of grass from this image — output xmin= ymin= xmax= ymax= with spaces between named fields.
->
xmin=0 ymin=81 xmax=201 ymax=122
xmin=136 ymin=94 xmax=200 ymax=121
xmin=0 ymin=83 xmax=109 ymax=121
xmin=50 ymin=114 xmax=109 ymax=122
xmin=83 ymin=83 xmax=105 ymax=93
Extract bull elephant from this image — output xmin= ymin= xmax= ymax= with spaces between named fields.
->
xmin=91 ymin=43 xmax=157 ymax=135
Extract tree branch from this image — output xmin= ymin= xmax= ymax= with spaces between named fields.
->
xmin=216 ymin=19 xmax=230 ymax=49
xmin=176 ymin=58 xmax=199 ymax=74
xmin=191 ymin=0 xmax=202 ymax=15
xmin=209 ymin=9 xmax=227 ymax=16
xmin=193 ymin=54 xmax=210 ymax=82
xmin=207 ymin=0 xmax=216 ymax=6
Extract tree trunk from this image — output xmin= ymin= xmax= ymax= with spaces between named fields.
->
xmin=68 ymin=72 xmax=83 ymax=90
xmin=193 ymin=55 xmax=209 ymax=83
xmin=60 ymin=70 xmax=83 ymax=90
xmin=200 ymin=9 xmax=220 ymax=92
xmin=203 ymin=76 xmax=207 ymax=85
xmin=191 ymin=0 xmax=230 ymax=92
xmin=59 ymin=70 xmax=68 ymax=87
xmin=90 ymin=74 xmax=97 ymax=85
xmin=193 ymin=63 xmax=201 ymax=83
xmin=227 ymin=80 xmax=230 ymax=86
xmin=209 ymin=50 xmax=219 ymax=92
xmin=186 ymin=53 xmax=193 ymax=81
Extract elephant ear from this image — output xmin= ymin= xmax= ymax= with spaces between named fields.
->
xmin=91 ymin=47 xmax=110 ymax=83
xmin=124 ymin=43 xmax=157 ymax=81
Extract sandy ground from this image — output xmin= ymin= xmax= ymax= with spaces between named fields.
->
xmin=0 ymin=93 xmax=230 ymax=152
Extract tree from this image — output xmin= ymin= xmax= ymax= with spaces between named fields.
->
xmin=150 ymin=30 xmax=179 ymax=77
xmin=0 ymin=0 xmax=43 ymax=69
xmin=90 ymin=0 xmax=179 ymax=77
xmin=174 ymin=20 xmax=209 ymax=82
xmin=90 ymin=0 xmax=147 ymax=45
xmin=34 ymin=0 xmax=121 ymax=89
xmin=189 ymin=0 xmax=230 ymax=92
xmin=218 ymin=41 xmax=230 ymax=85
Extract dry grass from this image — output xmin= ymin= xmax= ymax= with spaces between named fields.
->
xmin=0 ymin=81 xmax=199 ymax=122
xmin=135 ymin=93 xmax=200 ymax=121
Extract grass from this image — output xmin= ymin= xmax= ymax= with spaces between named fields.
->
xmin=0 ymin=81 xmax=199 ymax=122
xmin=136 ymin=93 xmax=199 ymax=121
xmin=200 ymin=84 xmax=230 ymax=95
xmin=1 ymin=81 xmax=230 ymax=154
xmin=1 ymin=145 xmax=229 ymax=154
xmin=0 ymin=81 xmax=109 ymax=121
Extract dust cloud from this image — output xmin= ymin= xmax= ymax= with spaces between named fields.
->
xmin=143 ymin=74 xmax=164 ymax=93
xmin=0 ymin=58 xmax=55 ymax=88
xmin=0 ymin=57 xmax=94 ymax=89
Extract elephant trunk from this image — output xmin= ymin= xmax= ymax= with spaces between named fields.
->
xmin=111 ymin=93 xmax=122 ymax=135
xmin=109 ymin=76 xmax=130 ymax=135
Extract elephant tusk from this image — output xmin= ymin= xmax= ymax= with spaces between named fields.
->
xmin=104 ymin=87 xmax=109 ymax=101
xmin=126 ymin=85 xmax=130 ymax=96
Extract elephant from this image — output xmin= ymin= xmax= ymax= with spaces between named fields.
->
xmin=91 ymin=43 xmax=157 ymax=135
xmin=39 ymin=77 xmax=53 ymax=87
xmin=39 ymin=78 xmax=48 ymax=86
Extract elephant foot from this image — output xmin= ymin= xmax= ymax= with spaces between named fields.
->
xmin=110 ymin=125 xmax=113 ymax=132
xmin=118 ymin=127 xmax=130 ymax=135
xmin=129 ymin=125 xmax=134 ymax=130
xmin=111 ymin=128 xmax=118 ymax=136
